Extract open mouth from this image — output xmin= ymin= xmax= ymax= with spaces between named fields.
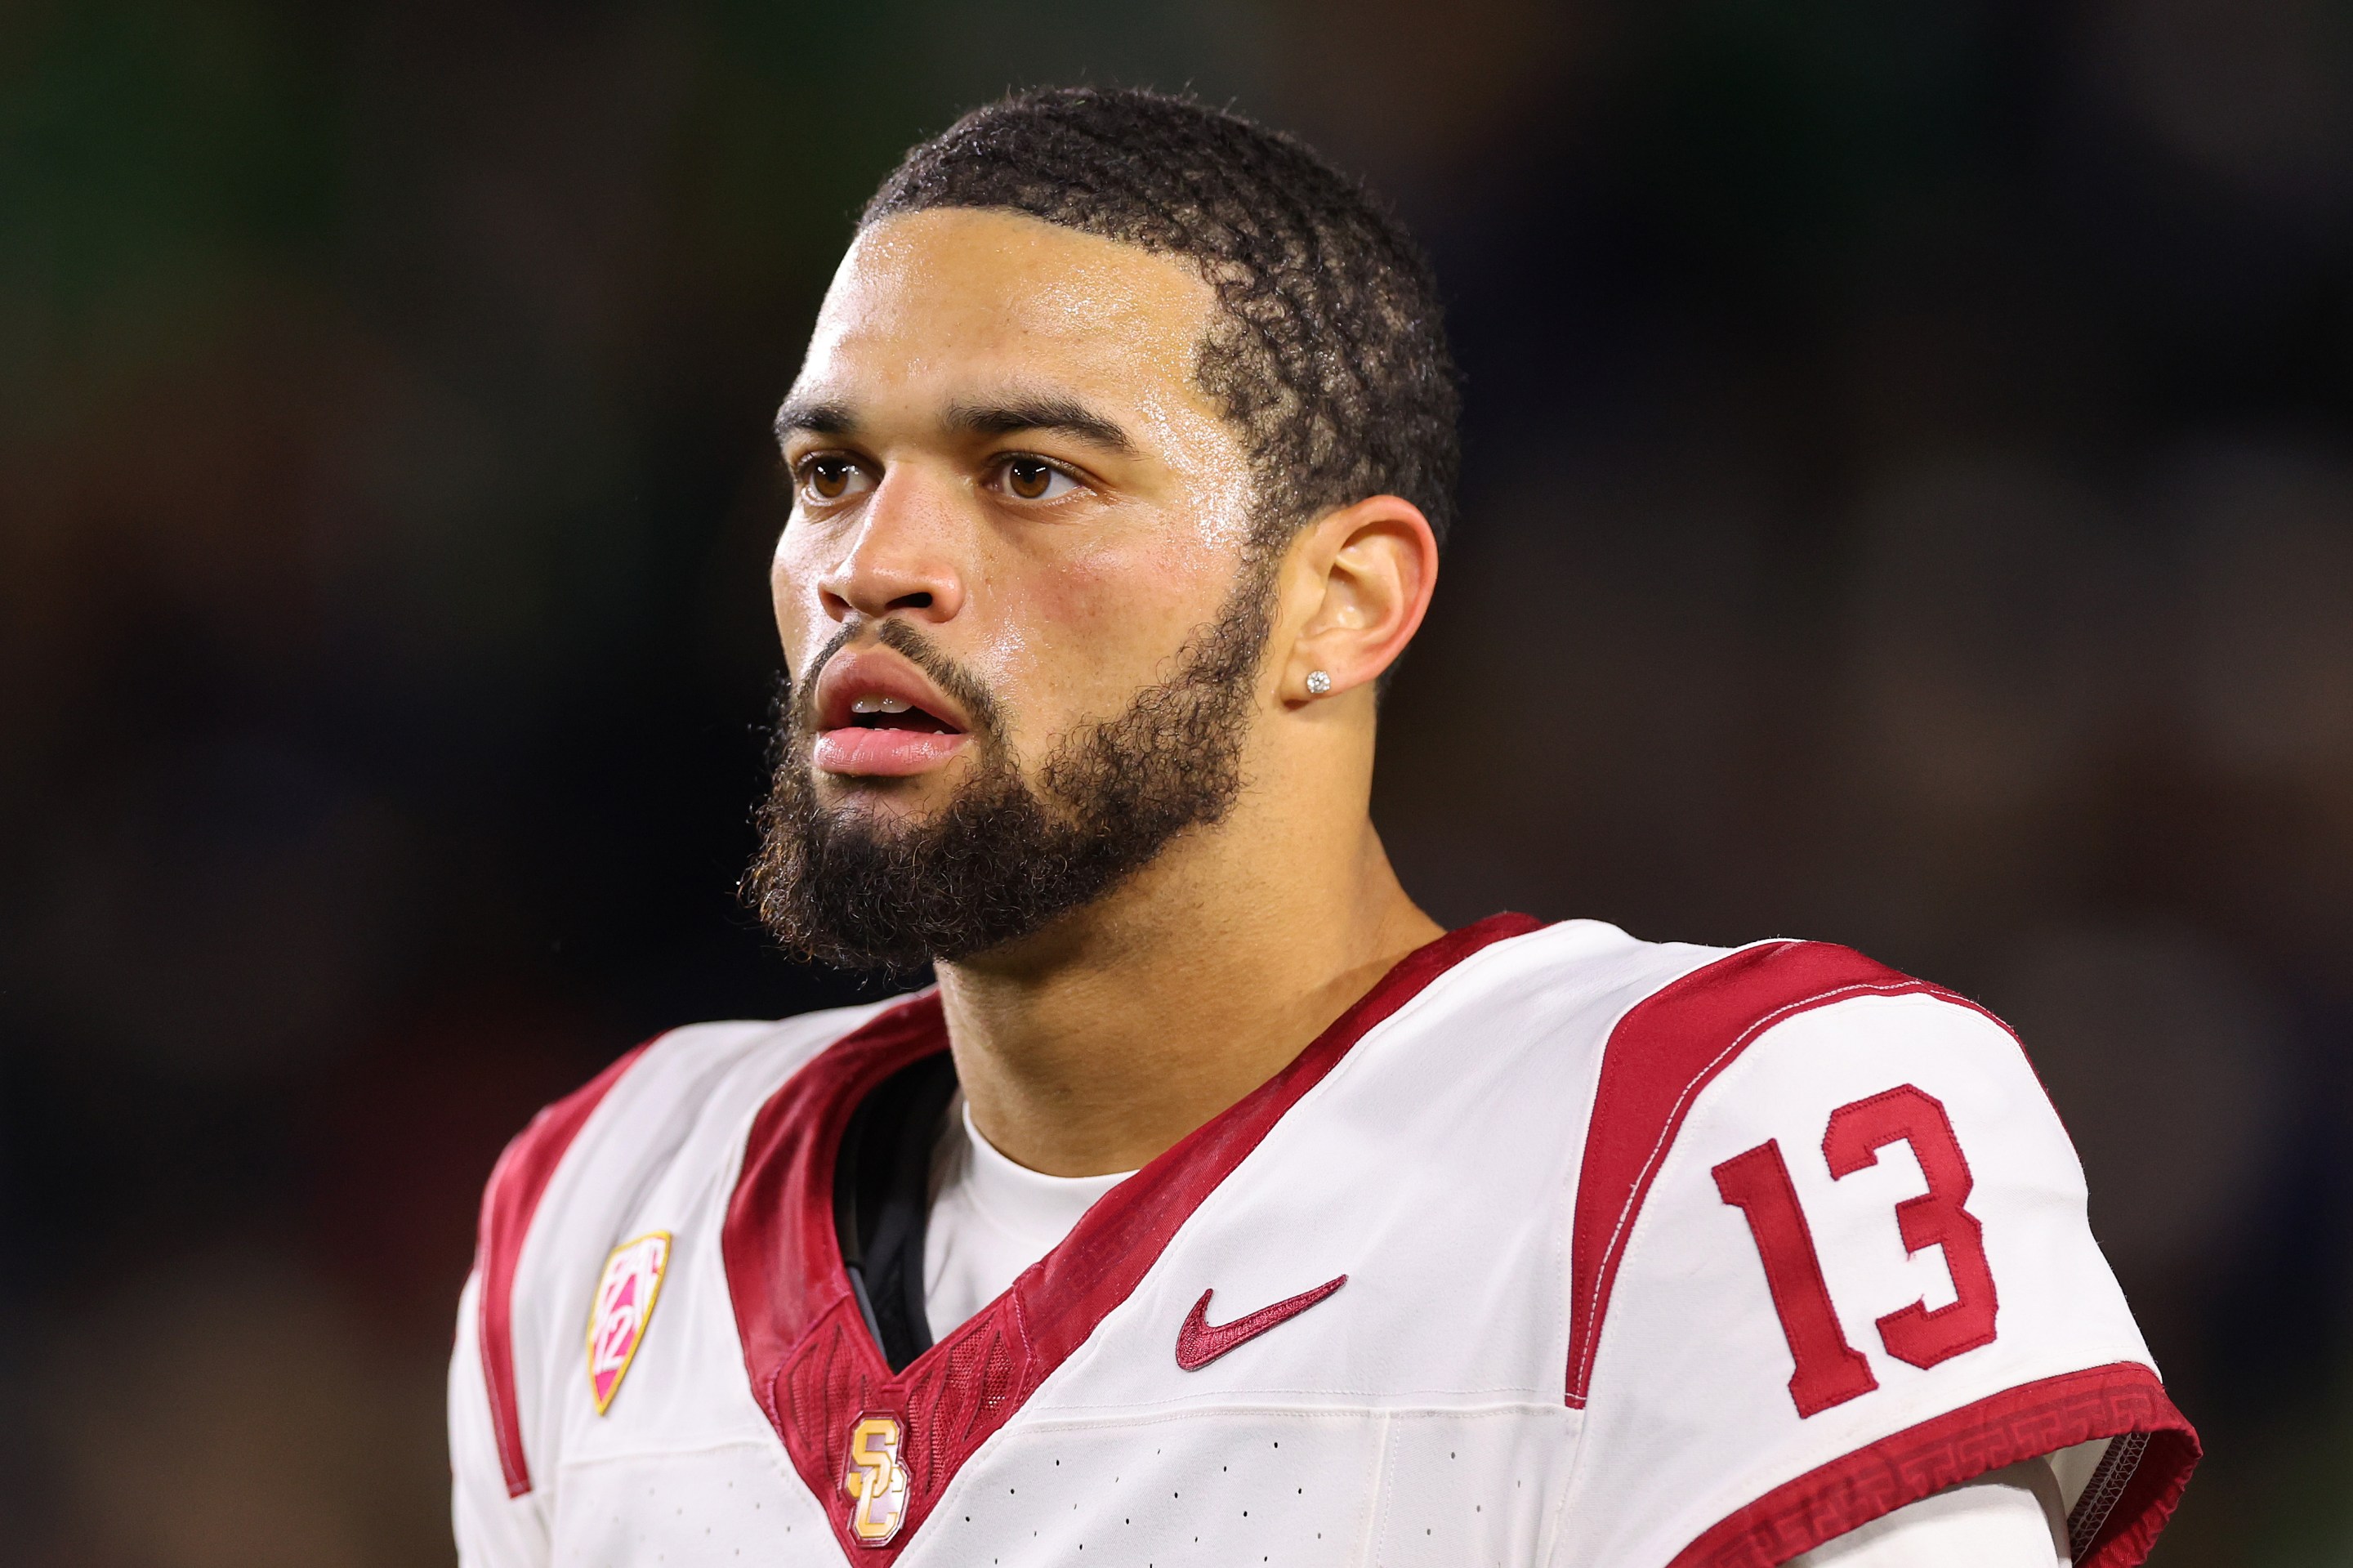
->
xmin=846 ymin=696 xmax=960 ymax=735
xmin=810 ymin=644 xmax=976 ymax=777
xmin=810 ymin=650 xmax=976 ymax=778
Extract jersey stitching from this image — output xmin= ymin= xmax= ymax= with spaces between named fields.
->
xmin=1368 ymin=1407 xmax=1401 ymax=1564
xmin=1555 ymin=937 xmax=1802 ymax=1408
xmin=988 ymin=1393 xmax=1562 ymax=1422
xmin=1538 ymin=1406 xmax=1585 ymax=1568
xmin=1662 ymin=1361 xmax=2194 ymax=1568
xmin=554 ymin=1433 xmax=811 ymax=1470
xmin=1020 ymin=1392 xmax=1568 ymax=1419
xmin=2065 ymin=1430 xmax=2146 ymax=1555
xmin=1535 ymin=944 xmax=1717 ymax=1395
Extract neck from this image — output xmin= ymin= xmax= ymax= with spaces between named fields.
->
xmin=933 ymin=799 xmax=1441 ymax=1177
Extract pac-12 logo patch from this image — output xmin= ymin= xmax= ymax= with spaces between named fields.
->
xmin=842 ymin=1414 xmax=910 ymax=1545
xmin=586 ymin=1232 xmax=671 ymax=1414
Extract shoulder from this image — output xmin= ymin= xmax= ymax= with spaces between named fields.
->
xmin=478 ymin=999 xmax=909 ymax=1259
xmin=1361 ymin=922 xmax=2000 ymax=1185
xmin=1558 ymin=934 xmax=2050 ymax=1402
xmin=1455 ymin=918 xmax=1999 ymax=1053
xmin=1454 ymin=922 xmax=2038 ymax=1167
xmin=459 ymin=997 xmax=912 ymax=1501
xmin=1572 ymin=936 xmax=2033 ymax=1225
xmin=1546 ymin=936 xmax=2195 ymax=1568
xmin=1410 ymin=922 xmax=2007 ymax=1101
xmin=1395 ymin=915 xmax=1741 ymax=1053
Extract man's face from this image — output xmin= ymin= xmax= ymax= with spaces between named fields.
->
xmin=749 ymin=208 xmax=1277 ymax=967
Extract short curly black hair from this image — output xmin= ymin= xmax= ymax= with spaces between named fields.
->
xmin=863 ymin=87 xmax=1460 ymax=551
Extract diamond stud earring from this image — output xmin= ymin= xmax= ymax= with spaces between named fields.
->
xmin=1305 ymin=670 xmax=1333 ymax=697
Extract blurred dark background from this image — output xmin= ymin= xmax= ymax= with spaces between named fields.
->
xmin=5 ymin=1 xmax=2350 ymax=1561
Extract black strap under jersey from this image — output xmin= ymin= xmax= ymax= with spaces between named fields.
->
xmin=834 ymin=1052 xmax=959 ymax=1373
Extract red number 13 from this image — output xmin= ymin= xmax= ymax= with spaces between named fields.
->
xmin=1712 ymin=1084 xmax=2000 ymax=1418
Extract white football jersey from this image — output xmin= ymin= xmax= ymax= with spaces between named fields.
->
xmin=449 ymin=915 xmax=2198 ymax=1567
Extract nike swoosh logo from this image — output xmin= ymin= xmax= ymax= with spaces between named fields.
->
xmin=1174 ymin=1274 xmax=1348 ymax=1370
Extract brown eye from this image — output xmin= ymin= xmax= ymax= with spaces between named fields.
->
xmin=1002 ymin=457 xmax=1074 ymax=501
xmin=1007 ymin=458 xmax=1051 ymax=498
xmin=806 ymin=458 xmax=854 ymax=500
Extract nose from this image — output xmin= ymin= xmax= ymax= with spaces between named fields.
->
xmin=814 ymin=470 xmax=967 ymax=624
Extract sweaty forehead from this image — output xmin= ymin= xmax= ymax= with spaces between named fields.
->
xmin=794 ymin=208 xmax=1225 ymax=422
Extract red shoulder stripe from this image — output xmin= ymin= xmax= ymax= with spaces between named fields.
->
xmin=1565 ymin=940 xmax=1978 ymax=1406
xmin=1667 ymin=1360 xmax=2199 ymax=1568
xmin=474 ymin=1037 xmax=657 ymax=1499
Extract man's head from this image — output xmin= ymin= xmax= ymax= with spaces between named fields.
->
xmin=745 ymin=87 xmax=1456 ymax=971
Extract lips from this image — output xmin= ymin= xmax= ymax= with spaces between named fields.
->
xmin=810 ymin=646 xmax=973 ymax=778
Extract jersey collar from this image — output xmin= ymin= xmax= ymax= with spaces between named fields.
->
xmin=721 ymin=911 xmax=1543 ymax=1562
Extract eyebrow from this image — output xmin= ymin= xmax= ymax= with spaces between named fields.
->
xmin=944 ymin=396 xmax=1138 ymax=455
xmin=774 ymin=396 xmax=855 ymax=440
xmin=774 ymin=392 xmax=1141 ymax=458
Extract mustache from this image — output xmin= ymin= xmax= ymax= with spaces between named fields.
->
xmin=793 ymin=618 xmax=1007 ymax=739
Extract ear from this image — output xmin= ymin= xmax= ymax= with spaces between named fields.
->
xmin=1278 ymin=494 xmax=1440 ymax=704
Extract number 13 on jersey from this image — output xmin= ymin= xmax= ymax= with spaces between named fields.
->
xmin=1713 ymin=1083 xmax=2001 ymax=1418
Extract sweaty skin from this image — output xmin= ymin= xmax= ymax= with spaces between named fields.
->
xmin=771 ymin=208 xmax=1444 ymax=1177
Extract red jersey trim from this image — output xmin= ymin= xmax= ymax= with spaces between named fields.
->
xmin=1666 ymin=1361 xmax=2199 ymax=1568
xmin=1565 ymin=940 xmax=2004 ymax=1406
xmin=722 ymin=913 xmax=1543 ymax=1563
xmin=474 ymin=1037 xmax=658 ymax=1499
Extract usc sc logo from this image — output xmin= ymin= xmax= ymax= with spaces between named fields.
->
xmin=842 ymin=1414 xmax=910 ymax=1545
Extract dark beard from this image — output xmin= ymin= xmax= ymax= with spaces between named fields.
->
xmin=742 ymin=558 xmax=1275 ymax=972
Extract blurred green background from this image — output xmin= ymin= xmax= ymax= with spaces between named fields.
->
xmin=6 ymin=1 xmax=2352 ymax=1561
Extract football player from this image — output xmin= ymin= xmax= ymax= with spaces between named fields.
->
xmin=451 ymin=87 xmax=2196 ymax=1566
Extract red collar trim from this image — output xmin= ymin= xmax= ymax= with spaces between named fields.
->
xmin=721 ymin=912 xmax=1543 ymax=1562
